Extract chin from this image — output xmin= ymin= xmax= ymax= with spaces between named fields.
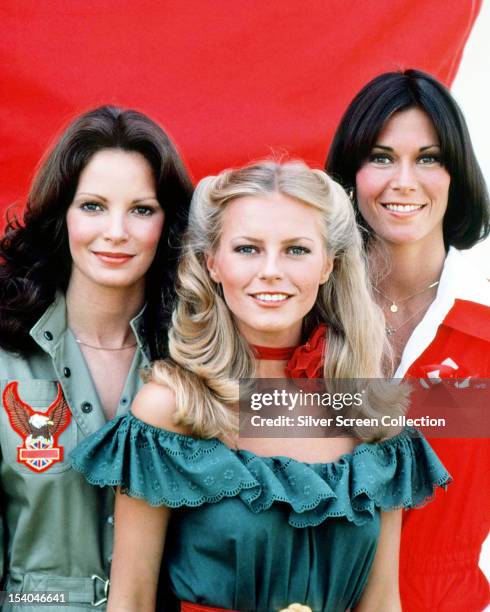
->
xmin=240 ymin=316 xmax=304 ymax=338
xmin=380 ymin=229 xmax=428 ymax=246
xmin=90 ymin=274 xmax=143 ymax=290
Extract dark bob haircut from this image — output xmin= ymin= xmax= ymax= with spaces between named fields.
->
xmin=0 ymin=105 xmax=193 ymax=357
xmin=326 ymin=69 xmax=489 ymax=249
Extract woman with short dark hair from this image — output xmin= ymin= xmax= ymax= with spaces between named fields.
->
xmin=327 ymin=69 xmax=490 ymax=612
xmin=327 ymin=69 xmax=489 ymax=250
xmin=0 ymin=105 xmax=192 ymax=611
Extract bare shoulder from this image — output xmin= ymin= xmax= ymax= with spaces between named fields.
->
xmin=131 ymin=382 xmax=189 ymax=435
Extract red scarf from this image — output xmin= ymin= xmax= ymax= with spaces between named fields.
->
xmin=251 ymin=323 xmax=327 ymax=378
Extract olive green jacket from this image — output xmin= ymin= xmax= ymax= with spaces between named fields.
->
xmin=0 ymin=293 xmax=150 ymax=611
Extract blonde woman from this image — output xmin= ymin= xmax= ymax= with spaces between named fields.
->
xmin=72 ymin=161 xmax=450 ymax=612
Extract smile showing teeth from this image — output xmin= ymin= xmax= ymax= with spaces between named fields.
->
xmin=383 ymin=204 xmax=424 ymax=213
xmin=253 ymin=293 xmax=289 ymax=302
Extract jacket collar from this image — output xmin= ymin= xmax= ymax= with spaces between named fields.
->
xmin=30 ymin=292 xmax=149 ymax=358
xmin=395 ymin=247 xmax=490 ymax=378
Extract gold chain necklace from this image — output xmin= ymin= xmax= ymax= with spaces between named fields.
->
xmin=385 ymin=296 xmax=435 ymax=336
xmin=75 ymin=338 xmax=137 ymax=351
xmin=373 ymin=280 xmax=439 ymax=313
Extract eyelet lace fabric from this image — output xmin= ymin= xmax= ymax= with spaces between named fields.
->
xmin=71 ymin=412 xmax=451 ymax=528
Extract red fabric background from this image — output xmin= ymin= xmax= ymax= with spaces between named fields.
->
xmin=0 ymin=0 xmax=482 ymax=218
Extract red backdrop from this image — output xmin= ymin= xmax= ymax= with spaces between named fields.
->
xmin=0 ymin=0 xmax=482 ymax=218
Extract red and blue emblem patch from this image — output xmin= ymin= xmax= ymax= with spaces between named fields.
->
xmin=3 ymin=381 xmax=71 ymax=473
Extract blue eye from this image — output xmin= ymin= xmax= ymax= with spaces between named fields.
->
xmin=234 ymin=245 xmax=258 ymax=255
xmin=368 ymin=154 xmax=392 ymax=165
xmin=80 ymin=201 xmax=103 ymax=212
xmin=133 ymin=206 xmax=156 ymax=216
xmin=287 ymin=246 xmax=311 ymax=256
xmin=418 ymin=155 xmax=441 ymax=165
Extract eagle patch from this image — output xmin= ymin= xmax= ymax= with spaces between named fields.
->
xmin=3 ymin=381 xmax=71 ymax=473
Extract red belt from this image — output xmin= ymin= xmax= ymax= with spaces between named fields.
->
xmin=181 ymin=603 xmax=334 ymax=612
xmin=181 ymin=603 xmax=237 ymax=612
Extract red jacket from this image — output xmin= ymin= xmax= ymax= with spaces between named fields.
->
xmin=398 ymin=249 xmax=490 ymax=611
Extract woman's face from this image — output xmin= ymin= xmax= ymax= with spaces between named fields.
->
xmin=66 ymin=149 xmax=164 ymax=292
xmin=355 ymin=107 xmax=450 ymax=248
xmin=206 ymin=193 xmax=333 ymax=347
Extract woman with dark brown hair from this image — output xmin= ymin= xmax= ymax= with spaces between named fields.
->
xmin=327 ymin=69 xmax=490 ymax=612
xmin=0 ymin=105 xmax=192 ymax=611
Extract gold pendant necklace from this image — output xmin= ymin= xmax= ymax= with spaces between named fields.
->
xmin=385 ymin=294 xmax=437 ymax=336
xmin=373 ymin=280 xmax=439 ymax=314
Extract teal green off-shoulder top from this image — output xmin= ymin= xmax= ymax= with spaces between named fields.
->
xmin=71 ymin=413 xmax=451 ymax=612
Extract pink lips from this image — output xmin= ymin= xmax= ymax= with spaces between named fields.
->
xmin=93 ymin=251 xmax=135 ymax=264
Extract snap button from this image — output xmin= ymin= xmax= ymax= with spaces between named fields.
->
xmin=107 ymin=515 xmax=114 ymax=525
xmin=120 ymin=397 xmax=128 ymax=406
xmin=44 ymin=331 xmax=53 ymax=341
xmin=63 ymin=367 xmax=71 ymax=378
xmin=81 ymin=402 xmax=93 ymax=414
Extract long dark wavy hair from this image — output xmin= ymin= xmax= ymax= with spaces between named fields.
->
xmin=326 ymin=69 xmax=489 ymax=249
xmin=0 ymin=105 xmax=193 ymax=357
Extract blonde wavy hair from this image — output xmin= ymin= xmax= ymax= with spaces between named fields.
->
xmin=150 ymin=160 xmax=407 ymax=441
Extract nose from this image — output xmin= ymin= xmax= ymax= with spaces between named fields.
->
xmin=103 ymin=211 xmax=129 ymax=243
xmin=389 ymin=160 xmax=417 ymax=193
xmin=258 ymin=251 xmax=283 ymax=281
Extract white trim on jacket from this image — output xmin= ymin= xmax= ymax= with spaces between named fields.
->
xmin=394 ymin=247 xmax=490 ymax=379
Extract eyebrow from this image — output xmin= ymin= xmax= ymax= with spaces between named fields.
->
xmin=372 ymin=144 xmax=440 ymax=152
xmin=74 ymin=192 xmax=159 ymax=203
xmin=232 ymin=236 xmax=315 ymax=244
xmin=74 ymin=192 xmax=108 ymax=201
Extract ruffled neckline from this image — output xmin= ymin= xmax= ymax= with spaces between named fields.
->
xmin=71 ymin=412 xmax=452 ymax=529
xmin=128 ymin=412 xmax=404 ymax=468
